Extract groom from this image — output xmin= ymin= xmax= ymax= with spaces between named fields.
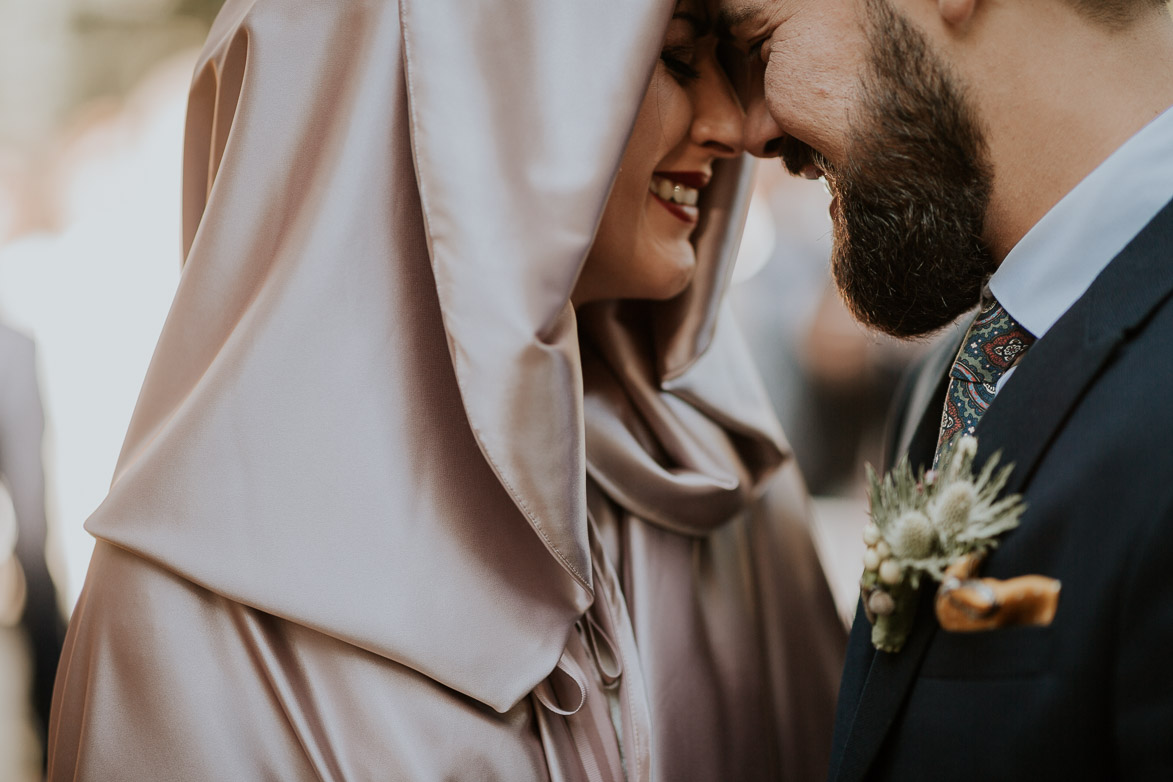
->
xmin=720 ymin=0 xmax=1173 ymax=779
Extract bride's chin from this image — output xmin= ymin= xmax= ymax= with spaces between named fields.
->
xmin=637 ymin=248 xmax=697 ymax=301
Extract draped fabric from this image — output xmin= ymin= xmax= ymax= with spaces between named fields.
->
xmin=578 ymin=251 xmax=845 ymax=782
xmin=48 ymin=0 xmax=845 ymax=779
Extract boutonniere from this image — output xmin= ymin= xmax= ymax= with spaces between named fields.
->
xmin=859 ymin=436 xmax=1027 ymax=652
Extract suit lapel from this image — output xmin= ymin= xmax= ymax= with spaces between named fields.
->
xmin=881 ymin=327 xmax=960 ymax=472
xmin=832 ymin=588 xmax=938 ymax=782
xmin=976 ymin=196 xmax=1173 ymax=494
xmin=833 ymin=196 xmax=1173 ymax=781
xmin=898 ymin=331 xmax=962 ymax=472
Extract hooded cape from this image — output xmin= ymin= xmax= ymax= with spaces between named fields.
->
xmin=49 ymin=1 xmax=845 ymax=779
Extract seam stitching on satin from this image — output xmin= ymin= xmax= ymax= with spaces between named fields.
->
xmin=460 ymin=405 xmax=592 ymax=587
xmin=396 ymin=0 xmax=591 ymax=591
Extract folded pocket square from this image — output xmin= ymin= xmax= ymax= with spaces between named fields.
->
xmin=935 ymin=553 xmax=1061 ymax=632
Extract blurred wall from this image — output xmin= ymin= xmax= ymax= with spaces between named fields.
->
xmin=0 ymin=0 xmax=222 ymax=151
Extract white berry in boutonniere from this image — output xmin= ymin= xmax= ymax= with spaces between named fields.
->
xmin=859 ymin=435 xmax=1027 ymax=652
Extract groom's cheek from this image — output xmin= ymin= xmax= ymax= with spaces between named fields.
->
xmin=761 ymin=63 xmax=851 ymax=169
xmin=760 ymin=28 xmax=869 ymax=164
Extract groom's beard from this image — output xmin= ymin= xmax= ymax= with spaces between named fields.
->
xmin=785 ymin=0 xmax=996 ymax=338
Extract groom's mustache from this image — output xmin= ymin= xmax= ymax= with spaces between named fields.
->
xmin=780 ymin=136 xmax=833 ymax=181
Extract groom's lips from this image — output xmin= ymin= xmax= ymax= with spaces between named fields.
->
xmin=781 ymin=137 xmax=834 ymax=183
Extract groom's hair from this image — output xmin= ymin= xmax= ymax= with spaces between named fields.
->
xmin=1066 ymin=0 xmax=1169 ymax=28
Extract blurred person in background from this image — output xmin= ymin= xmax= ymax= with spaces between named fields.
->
xmin=0 ymin=323 xmax=65 ymax=773
xmin=0 ymin=480 xmax=42 ymax=782
xmin=0 ymin=27 xmax=199 ymax=770
xmin=730 ymin=163 xmax=942 ymax=619
xmin=48 ymin=1 xmax=844 ymax=780
xmin=731 ymin=165 xmax=933 ymax=498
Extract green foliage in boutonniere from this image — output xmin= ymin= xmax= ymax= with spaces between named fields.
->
xmin=860 ymin=435 xmax=1027 ymax=652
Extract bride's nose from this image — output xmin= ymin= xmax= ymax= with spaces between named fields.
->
xmin=689 ymin=55 xmax=744 ymax=158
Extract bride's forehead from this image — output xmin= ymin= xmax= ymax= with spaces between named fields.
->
xmin=674 ymin=0 xmax=716 ymax=32
xmin=675 ymin=0 xmax=712 ymax=21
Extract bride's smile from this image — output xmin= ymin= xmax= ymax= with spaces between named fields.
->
xmin=572 ymin=0 xmax=743 ymax=307
xmin=648 ymin=171 xmax=706 ymax=222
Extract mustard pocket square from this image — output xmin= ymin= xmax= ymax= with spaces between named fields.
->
xmin=935 ymin=552 xmax=1061 ymax=632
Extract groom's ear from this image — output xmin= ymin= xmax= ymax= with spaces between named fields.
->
xmin=938 ymin=0 xmax=978 ymax=27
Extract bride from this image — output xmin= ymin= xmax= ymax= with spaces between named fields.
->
xmin=49 ymin=0 xmax=844 ymax=779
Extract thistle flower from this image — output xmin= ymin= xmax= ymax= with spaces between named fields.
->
xmin=860 ymin=438 xmax=1027 ymax=652
xmin=932 ymin=483 xmax=976 ymax=542
xmin=889 ymin=510 xmax=937 ymax=559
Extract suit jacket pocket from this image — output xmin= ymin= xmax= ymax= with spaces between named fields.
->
xmin=919 ymin=625 xmax=1054 ymax=679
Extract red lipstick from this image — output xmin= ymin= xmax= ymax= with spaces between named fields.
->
xmin=649 ymin=171 xmax=707 ymax=225
xmin=655 ymin=171 xmax=710 ymax=189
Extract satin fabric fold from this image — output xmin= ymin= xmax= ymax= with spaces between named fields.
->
xmin=582 ymin=298 xmax=789 ymax=534
xmin=79 ymin=0 xmax=672 ymax=714
xmin=575 ymin=176 xmax=844 ymax=779
xmin=400 ymin=0 xmax=674 ymax=588
xmin=50 ymin=0 xmax=845 ymax=778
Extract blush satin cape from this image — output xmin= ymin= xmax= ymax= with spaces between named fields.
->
xmin=48 ymin=0 xmax=846 ymax=780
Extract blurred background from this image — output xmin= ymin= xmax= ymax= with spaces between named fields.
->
xmin=0 ymin=1 xmax=222 ymax=777
xmin=0 ymin=0 xmax=937 ymax=776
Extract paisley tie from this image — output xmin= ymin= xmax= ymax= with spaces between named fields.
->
xmin=934 ymin=297 xmax=1036 ymax=468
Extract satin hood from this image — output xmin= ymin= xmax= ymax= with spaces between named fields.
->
xmin=86 ymin=0 xmax=784 ymax=713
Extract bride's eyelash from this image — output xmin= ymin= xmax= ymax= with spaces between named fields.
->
xmin=661 ymin=45 xmax=700 ymax=84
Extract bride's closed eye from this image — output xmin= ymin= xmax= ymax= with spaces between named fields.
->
xmin=661 ymin=5 xmax=710 ymax=87
xmin=661 ymin=44 xmax=700 ymax=84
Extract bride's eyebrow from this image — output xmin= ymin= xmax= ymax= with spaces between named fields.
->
xmin=673 ymin=11 xmax=712 ymax=36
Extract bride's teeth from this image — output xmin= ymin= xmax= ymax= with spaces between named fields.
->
xmin=650 ymin=176 xmax=700 ymax=206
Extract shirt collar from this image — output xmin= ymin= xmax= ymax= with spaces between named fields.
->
xmin=989 ymin=102 xmax=1173 ymax=340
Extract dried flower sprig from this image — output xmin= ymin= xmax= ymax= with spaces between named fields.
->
xmin=859 ymin=435 xmax=1026 ymax=652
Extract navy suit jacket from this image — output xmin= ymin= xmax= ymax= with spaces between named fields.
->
xmin=828 ymin=197 xmax=1173 ymax=781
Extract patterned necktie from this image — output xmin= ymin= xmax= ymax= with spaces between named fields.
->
xmin=934 ymin=297 xmax=1036 ymax=468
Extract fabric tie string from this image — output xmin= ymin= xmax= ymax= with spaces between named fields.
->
xmin=532 ymin=522 xmax=653 ymax=782
xmin=935 ymin=297 xmax=1036 ymax=468
xmin=535 ymin=652 xmax=591 ymax=717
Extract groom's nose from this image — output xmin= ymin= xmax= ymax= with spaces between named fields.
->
xmin=741 ymin=73 xmax=785 ymax=158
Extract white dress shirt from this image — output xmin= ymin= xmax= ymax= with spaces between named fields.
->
xmin=989 ymin=102 xmax=1173 ymax=393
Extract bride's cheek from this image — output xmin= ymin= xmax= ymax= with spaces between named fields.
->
xmin=664 ymin=89 xmax=693 ymax=144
